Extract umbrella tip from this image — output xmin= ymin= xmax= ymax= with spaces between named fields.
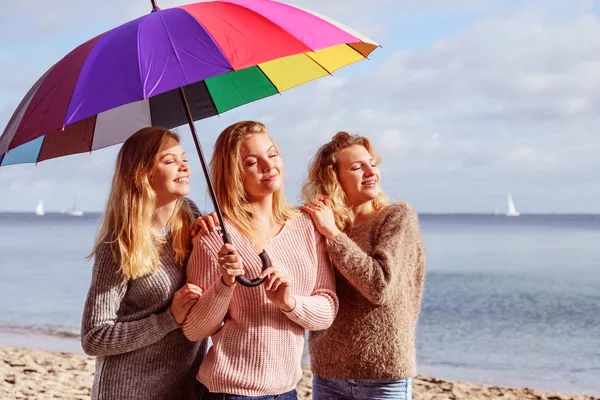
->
xmin=151 ymin=0 xmax=160 ymax=12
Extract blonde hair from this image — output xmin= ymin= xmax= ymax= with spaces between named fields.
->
xmin=211 ymin=120 xmax=299 ymax=246
xmin=301 ymin=131 xmax=388 ymax=231
xmin=89 ymin=127 xmax=195 ymax=280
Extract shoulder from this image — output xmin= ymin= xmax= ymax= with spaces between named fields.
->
xmin=94 ymin=235 xmax=117 ymax=261
xmin=191 ymin=219 xmax=235 ymax=257
xmin=288 ymin=212 xmax=315 ymax=231
xmin=381 ymin=201 xmax=418 ymax=219
xmin=182 ymin=197 xmax=202 ymax=219
xmin=377 ymin=201 xmax=420 ymax=231
xmin=286 ymin=212 xmax=325 ymax=247
xmin=91 ymin=238 xmax=123 ymax=278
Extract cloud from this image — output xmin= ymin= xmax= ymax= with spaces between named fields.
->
xmin=1 ymin=0 xmax=600 ymax=213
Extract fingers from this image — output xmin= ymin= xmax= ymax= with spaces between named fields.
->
xmin=192 ymin=213 xmax=222 ymax=237
xmin=199 ymin=219 xmax=209 ymax=234
xmin=258 ymin=266 xmax=278 ymax=279
xmin=204 ymin=215 xmax=215 ymax=232
xmin=264 ymin=272 xmax=289 ymax=291
xmin=181 ymin=297 xmax=198 ymax=314
xmin=185 ymin=284 xmax=204 ymax=296
xmin=300 ymin=204 xmax=318 ymax=216
xmin=181 ymin=292 xmax=201 ymax=305
xmin=209 ymin=212 xmax=220 ymax=227
xmin=174 ymin=284 xmax=204 ymax=303
xmin=191 ymin=217 xmax=201 ymax=237
xmin=218 ymin=243 xmax=237 ymax=257
xmin=221 ymin=265 xmax=245 ymax=278
xmin=219 ymin=254 xmax=240 ymax=264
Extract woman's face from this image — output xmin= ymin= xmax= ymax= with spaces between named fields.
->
xmin=336 ymin=144 xmax=380 ymax=208
xmin=240 ymin=132 xmax=283 ymax=201
xmin=150 ymin=137 xmax=191 ymax=203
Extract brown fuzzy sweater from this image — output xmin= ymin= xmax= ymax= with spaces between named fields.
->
xmin=309 ymin=201 xmax=426 ymax=380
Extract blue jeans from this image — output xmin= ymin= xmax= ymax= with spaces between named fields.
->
xmin=201 ymin=388 xmax=297 ymax=400
xmin=312 ymin=376 xmax=412 ymax=400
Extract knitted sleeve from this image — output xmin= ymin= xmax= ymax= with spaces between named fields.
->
xmin=283 ymin=229 xmax=338 ymax=331
xmin=327 ymin=202 xmax=425 ymax=306
xmin=80 ymin=243 xmax=180 ymax=356
xmin=182 ymin=234 xmax=235 ymax=341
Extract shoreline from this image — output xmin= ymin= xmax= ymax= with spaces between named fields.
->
xmin=1 ymin=345 xmax=598 ymax=400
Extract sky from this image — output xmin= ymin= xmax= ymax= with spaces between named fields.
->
xmin=1 ymin=0 xmax=599 ymax=214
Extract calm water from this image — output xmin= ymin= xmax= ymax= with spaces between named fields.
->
xmin=0 ymin=212 xmax=599 ymax=396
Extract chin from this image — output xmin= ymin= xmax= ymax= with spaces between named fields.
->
xmin=360 ymin=191 xmax=378 ymax=201
xmin=174 ymin=189 xmax=190 ymax=197
xmin=263 ymin=181 xmax=282 ymax=192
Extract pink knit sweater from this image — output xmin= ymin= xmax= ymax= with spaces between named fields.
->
xmin=182 ymin=214 xmax=338 ymax=396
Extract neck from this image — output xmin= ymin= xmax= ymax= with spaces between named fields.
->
xmin=249 ymin=194 xmax=284 ymax=238
xmin=249 ymin=194 xmax=275 ymax=224
xmin=153 ymin=197 xmax=178 ymax=230
xmin=352 ymin=200 xmax=374 ymax=223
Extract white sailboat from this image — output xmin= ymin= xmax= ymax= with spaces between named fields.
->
xmin=66 ymin=199 xmax=84 ymax=216
xmin=35 ymin=199 xmax=45 ymax=216
xmin=506 ymin=193 xmax=521 ymax=217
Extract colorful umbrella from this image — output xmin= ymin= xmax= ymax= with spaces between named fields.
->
xmin=0 ymin=0 xmax=378 ymax=285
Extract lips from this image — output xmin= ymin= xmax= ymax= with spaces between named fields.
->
xmin=174 ymin=176 xmax=189 ymax=183
xmin=261 ymin=174 xmax=278 ymax=182
xmin=361 ymin=180 xmax=377 ymax=186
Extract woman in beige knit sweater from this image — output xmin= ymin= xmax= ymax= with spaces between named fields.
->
xmin=300 ymin=132 xmax=426 ymax=400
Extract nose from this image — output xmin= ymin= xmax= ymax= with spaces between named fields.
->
xmin=178 ymin=160 xmax=189 ymax=171
xmin=364 ymin=165 xmax=375 ymax=176
xmin=259 ymin=157 xmax=274 ymax=173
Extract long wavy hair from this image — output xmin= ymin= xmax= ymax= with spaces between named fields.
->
xmin=301 ymin=131 xmax=388 ymax=231
xmin=89 ymin=127 xmax=195 ymax=280
xmin=211 ymin=121 xmax=299 ymax=247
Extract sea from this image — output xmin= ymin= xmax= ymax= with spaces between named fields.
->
xmin=0 ymin=212 xmax=599 ymax=396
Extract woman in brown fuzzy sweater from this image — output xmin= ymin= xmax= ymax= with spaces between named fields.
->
xmin=300 ymin=132 xmax=426 ymax=400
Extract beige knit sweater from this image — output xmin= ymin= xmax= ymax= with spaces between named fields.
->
xmin=309 ymin=201 xmax=426 ymax=380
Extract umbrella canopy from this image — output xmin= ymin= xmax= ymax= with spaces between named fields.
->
xmin=0 ymin=0 xmax=378 ymax=286
xmin=0 ymin=0 xmax=378 ymax=166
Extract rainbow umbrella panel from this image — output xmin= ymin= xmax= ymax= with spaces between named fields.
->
xmin=0 ymin=0 xmax=378 ymax=166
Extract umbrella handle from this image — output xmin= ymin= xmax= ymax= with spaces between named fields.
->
xmin=235 ymin=251 xmax=270 ymax=287
xmin=222 ymin=233 xmax=269 ymax=287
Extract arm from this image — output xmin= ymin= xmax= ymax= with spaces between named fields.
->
xmin=328 ymin=203 xmax=425 ymax=306
xmin=80 ymin=244 xmax=180 ymax=356
xmin=282 ymin=230 xmax=338 ymax=331
xmin=182 ymin=236 xmax=235 ymax=341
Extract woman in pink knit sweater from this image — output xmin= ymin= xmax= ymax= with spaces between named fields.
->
xmin=301 ymin=132 xmax=426 ymax=400
xmin=182 ymin=121 xmax=338 ymax=400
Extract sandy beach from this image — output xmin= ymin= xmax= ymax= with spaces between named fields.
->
xmin=0 ymin=345 xmax=597 ymax=400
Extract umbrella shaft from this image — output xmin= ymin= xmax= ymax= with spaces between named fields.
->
xmin=177 ymin=87 xmax=231 ymax=244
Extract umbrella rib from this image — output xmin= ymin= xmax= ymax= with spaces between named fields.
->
xmin=256 ymin=66 xmax=281 ymax=95
xmin=306 ymin=52 xmax=333 ymax=76
xmin=345 ymin=42 xmax=373 ymax=60
xmin=34 ymin=133 xmax=49 ymax=166
xmin=201 ymin=80 xmax=221 ymax=116
xmin=157 ymin=12 xmax=189 ymax=86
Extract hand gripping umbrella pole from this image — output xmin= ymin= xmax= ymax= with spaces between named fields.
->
xmin=178 ymin=88 xmax=270 ymax=287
